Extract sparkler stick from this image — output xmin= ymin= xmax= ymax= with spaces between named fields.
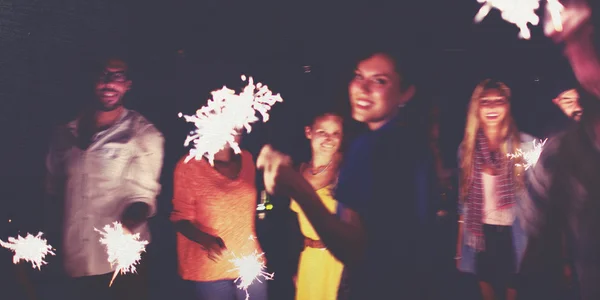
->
xmin=0 ymin=232 xmax=55 ymax=270
xmin=474 ymin=0 xmax=564 ymax=39
xmin=507 ymin=138 xmax=548 ymax=170
xmin=94 ymin=222 xmax=148 ymax=286
xmin=179 ymin=75 xmax=283 ymax=166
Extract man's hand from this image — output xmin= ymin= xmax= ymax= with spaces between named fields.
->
xmin=256 ymin=145 xmax=298 ymax=196
xmin=122 ymin=202 xmax=150 ymax=232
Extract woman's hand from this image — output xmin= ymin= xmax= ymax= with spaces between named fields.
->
xmin=257 ymin=145 xmax=299 ymax=197
xmin=201 ymin=236 xmax=227 ymax=262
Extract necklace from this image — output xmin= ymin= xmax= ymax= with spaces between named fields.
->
xmin=309 ymin=159 xmax=333 ymax=176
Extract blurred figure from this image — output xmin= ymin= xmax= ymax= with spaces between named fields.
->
xmin=257 ymin=48 xmax=441 ymax=300
xmin=522 ymin=1 xmax=600 ymax=300
xmin=290 ymin=111 xmax=344 ymax=300
xmin=44 ymin=57 xmax=164 ymax=300
xmin=455 ymin=79 xmax=535 ymax=300
xmin=553 ymin=88 xmax=582 ymax=121
xmin=170 ymin=131 xmax=267 ymax=300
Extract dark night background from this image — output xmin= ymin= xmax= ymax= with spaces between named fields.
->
xmin=0 ymin=0 xmax=575 ymax=299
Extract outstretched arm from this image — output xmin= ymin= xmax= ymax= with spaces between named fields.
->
xmin=258 ymin=145 xmax=366 ymax=266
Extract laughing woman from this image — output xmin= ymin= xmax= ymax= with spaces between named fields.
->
xmin=290 ymin=111 xmax=345 ymax=300
xmin=456 ymin=79 xmax=534 ymax=300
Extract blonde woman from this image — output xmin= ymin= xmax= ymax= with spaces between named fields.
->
xmin=455 ymin=79 xmax=534 ymax=300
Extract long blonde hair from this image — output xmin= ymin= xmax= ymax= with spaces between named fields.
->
xmin=459 ymin=79 xmax=523 ymax=202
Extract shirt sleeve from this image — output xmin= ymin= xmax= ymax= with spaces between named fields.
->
xmin=519 ymin=137 xmax=559 ymax=236
xmin=45 ymin=126 xmax=67 ymax=196
xmin=121 ymin=124 xmax=164 ymax=218
xmin=334 ymin=139 xmax=372 ymax=214
xmin=170 ymin=157 xmax=197 ymax=223
xmin=44 ymin=126 xmax=67 ymax=233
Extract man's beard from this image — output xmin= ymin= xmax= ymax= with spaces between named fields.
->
xmin=95 ymin=95 xmax=124 ymax=111
xmin=99 ymin=99 xmax=123 ymax=111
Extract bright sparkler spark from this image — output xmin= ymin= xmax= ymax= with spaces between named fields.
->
xmin=0 ymin=232 xmax=55 ymax=270
xmin=95 ymin=222 xmax=149 ymax=286
xmin=228 ymin=237 xmax=274 ymax=300
xmin=179 ymin=75 xmax=283 ymax=166
xmin=506 ymin=138 xmax=548 ymax=170
xmin=474 ymin=0 xmax=564 ymax=39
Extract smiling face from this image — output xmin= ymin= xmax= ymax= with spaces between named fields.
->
xmin=305 ymin=114 xmax=343 ymax=156
xmin=554 ymin=88 xmax=583 ymax=121
xmin=348 ymin=53 xmax=415 ymax=130
xmin=94 ymin=58 xmax=131 ymax=111
xmin=478 ymin=88 xmax=509 ymax=129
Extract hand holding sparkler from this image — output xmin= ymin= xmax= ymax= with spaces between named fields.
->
xmin=0 ymin=232 xmax=55 ymax=270
xmin=95 ymin=222 xmax=148 ymax=286
xmin=229 ymin=239 xmax=274 ymax=300
xmin=507 ymin=138 xmax=548 ymax=170
xmin=256 ymin=145 xmax=297 ymax=197
xmin=179 ymin=75 xmax=283 ymax=166
xmin=202 ymin=235 xmax=227 ymax=262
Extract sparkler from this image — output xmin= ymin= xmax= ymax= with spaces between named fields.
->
xmin=507 ymin=138 xmax=548 ymax=170
xmin=0 ymin=232 xmax=54 ymax=270
xmin=179 ymin=75 xmax=283 ymax=166
xmin=229 ymin=251 xmax=274 ymax=300
xmin=474 ymin=0 xmax=564 ymax=39
xmin=95 ymin=222 xmax=149 ymax=286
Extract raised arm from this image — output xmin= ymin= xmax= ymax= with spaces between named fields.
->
xmin=258 ymin=145 xmax=367 ymax=266
xmin=519 ymin=138 xmax=558 ymax=237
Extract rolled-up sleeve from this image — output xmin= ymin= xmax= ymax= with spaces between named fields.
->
xmin=45 ymin=127 xmax=66 ymax=196
xmin=170 ymin=158 xmax=196 ymax=222
xmin=122 ymin=125 xmax=164 ymax=218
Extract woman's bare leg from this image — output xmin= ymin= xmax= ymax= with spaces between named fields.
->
xmin=506 ymin=288 xmax=517 ymax=300
xmin=479 ymin=281 xmax=495 ymax=300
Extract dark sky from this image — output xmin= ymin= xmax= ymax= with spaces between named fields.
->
xmin=0 ymin=0 xmax=575 ymax=230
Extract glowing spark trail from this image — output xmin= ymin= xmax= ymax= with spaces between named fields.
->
xmin=474 ymin=0 xmax=564 ymax=39
xmin=228 ymin=236 xmax=274 ymax=300
xmin=0 ymin=232 xmax=54 ymax=270
xmin=230 ymin=251 xmax=274 ymax=300
xmin=179 ymin=75 xmax=283 ymax=166
xmin=95 ymin=222 xmax=149 ymax=286
xmin=507 ymin=139 xmax=548 ymax=170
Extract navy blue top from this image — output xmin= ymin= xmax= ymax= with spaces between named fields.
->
xmin=335 ymin=114 xmax=440 ymax=299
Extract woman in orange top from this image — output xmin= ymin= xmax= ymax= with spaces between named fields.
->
xmin=290 ymin=112 xmax=344 ymax=300
xmin=171 ymin=132 xmax=267 ymax=300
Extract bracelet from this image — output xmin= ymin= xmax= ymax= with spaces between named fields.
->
xmin=458 ymin=220 xmax=464 ymax=224
xmin=454 ymin=256 xmax=462 ymax=260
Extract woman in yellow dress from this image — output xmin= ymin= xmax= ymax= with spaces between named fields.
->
xmin=290 ymin=111 xmax=345 ymax=300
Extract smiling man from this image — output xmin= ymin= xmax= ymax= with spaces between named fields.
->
xmin=553 ymin=88 xmax=582 ymax=122
xmin=44 ymin=57 xmax=164 ymax=300
xmin=521 ymin=1 xmax=600 ymax=299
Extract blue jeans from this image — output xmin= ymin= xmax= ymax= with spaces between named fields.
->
xmin=192 ymin=279 xmax=268 ymax=300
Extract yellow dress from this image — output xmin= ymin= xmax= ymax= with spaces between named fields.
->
xmin=290 ymin=185 xmax=344 ymax=300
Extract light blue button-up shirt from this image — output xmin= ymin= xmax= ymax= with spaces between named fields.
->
xmin=45 ymin=109 xmax=164 ymax=277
